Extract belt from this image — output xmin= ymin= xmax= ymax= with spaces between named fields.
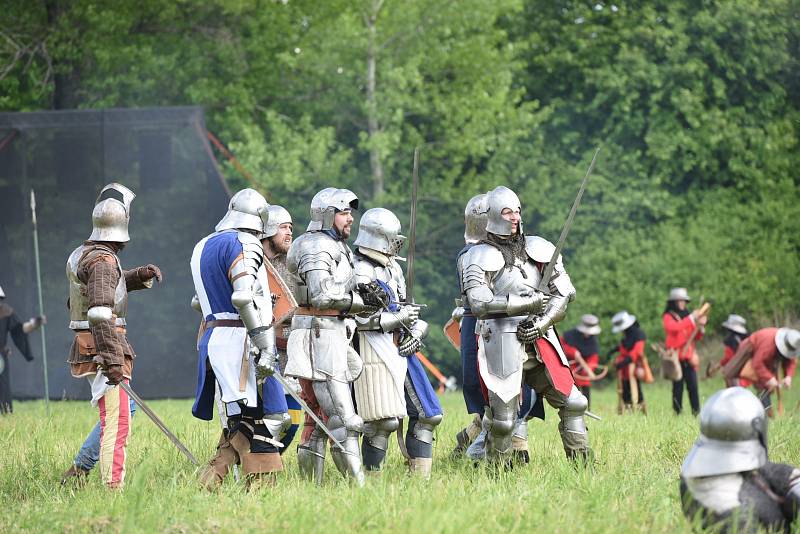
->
xmin=294 ymin=307 xmax=342 ymax=317
xmin=205 ymin=319 xmax=245 ymax=329
xmin=73 ymin=326 xmax=127 ymax=334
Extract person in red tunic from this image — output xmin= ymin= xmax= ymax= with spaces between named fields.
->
xmin=718 ymin=314 xmax=750 ymax=386
xmin=611 ymin=311 xmax=647 ymax=414
xmin=663 ymin=287 xmax=706 ymax=415
xmin=723 ymin=327 xmax=799 ymax=414
xmin=560 ymin=314 xmax=601 ymax=410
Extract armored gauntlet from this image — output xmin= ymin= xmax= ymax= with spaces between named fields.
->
xmin=398 ymin=320 xmax=429 ymax=357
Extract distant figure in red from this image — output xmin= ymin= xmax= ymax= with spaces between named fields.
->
xmin=611 ymin=311 xmax=647 ymax=414
xmin=722 ymin=327 xmax=799 ymax=416
xmin=663 ymin=288 xmax=706 ymax=415
xmin=560 ymin=314 xmax=601 ymax=410
xmin=718 ymin=314 xmax=749 ymax=386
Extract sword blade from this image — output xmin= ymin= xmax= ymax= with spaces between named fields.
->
xmin=270 ymin=373 xmax=348 ymax=453
xmin=118 ymin=381 xmax=200 ymax=465
xmin=538 ymin=147 xmax=600 ymax=291
xmin=406 ymin=147 xmax=419 ymax=302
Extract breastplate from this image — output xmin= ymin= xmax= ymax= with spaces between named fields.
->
xmin=66 ymin=245 xmax=128 ymax=330
xmin=490 ymin=258 xmax=541 ymax=299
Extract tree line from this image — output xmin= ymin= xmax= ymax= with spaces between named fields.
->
xmin=2 ymin=0 xmax=798 ymax=375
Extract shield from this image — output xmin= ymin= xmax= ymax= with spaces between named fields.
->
xmin=264 ymin=259 xmax=297 ymax=326
xmin=443 ymin=318 xmax=461 ymax=351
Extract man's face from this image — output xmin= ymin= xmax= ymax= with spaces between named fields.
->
xmin=271 ymin=223 xmax=293 ymax=253
xmin=501 ymin=207 xmax=521 ymax=235
xmin=676 ymin=300 xmax=687 ymax=311
xmin=333 ymin=210 xmax=354 ymax=239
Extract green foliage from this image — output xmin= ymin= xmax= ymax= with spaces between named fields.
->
xmin=2 ymin=384 xmax=799 ymax=532
xmin=1 ymin=0 xmax=798 ymax=375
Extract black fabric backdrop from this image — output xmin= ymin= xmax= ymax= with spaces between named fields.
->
xmin=0 ymin=107 xmax=230 ymax=399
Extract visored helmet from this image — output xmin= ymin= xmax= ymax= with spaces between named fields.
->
xmin=215 ymin=188 xmax=270 ymax=236
xmin=88 ymin=183 xmax=136 ymax=242
xmin=307 ymin=188 xmax=359 ymax=231
xmin=485 ymin=186 xmax=522 ymax=237
xmin=353 ymin=208 xmax=406 ymax=256
xmin=263 ymin=205 xmax=292 ymax=238
xmin=681 ymin=387 xmax=767 ymax=478
xmin=464 ymin=193 xmax=488 ymax=244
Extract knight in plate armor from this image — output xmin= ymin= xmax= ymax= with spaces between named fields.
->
xmin=460 ymin=185 xmax=590 ymax=465
xmin=190 ymin=188 xmax=286 ymax=489
xmin=284 ymin=188 xmax=386 ymax=487
xmin=452 ymin=193 xmax=541 ymax=463
xmin=63 ymin=183 xmax=162 ymax=489
xmin=680 ymin=387 xmax=799 ymax=531
xmin=351 ymin=208 xmax=443 ymax=478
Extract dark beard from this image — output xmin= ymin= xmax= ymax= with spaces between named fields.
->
xmin=483 ymin=232 xmax=526 ymax=267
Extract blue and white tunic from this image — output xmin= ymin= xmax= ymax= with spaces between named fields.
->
xmin=190 ymin=229 xmax=286 ymax=420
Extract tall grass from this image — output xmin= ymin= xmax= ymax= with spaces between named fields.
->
xmin=1 ymin=379 xmax=797 ymax=533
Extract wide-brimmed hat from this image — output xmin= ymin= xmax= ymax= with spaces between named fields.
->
xmin=611 ymin=311 xmax=636 ymax=334
xmin=576 ymin=314 xmax=601 ymax=336
xmin=775 ymin=328 xmax=800 ymax=359
xmin=668 ymin=287 xmax=691 ymax=302
xmin=721 ymin=314 xmax=748 ymax=335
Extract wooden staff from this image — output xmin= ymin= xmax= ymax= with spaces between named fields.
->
xmin=628 ymin=362 xmax=639 ymax=407
xmin=681 ymin=301 xmax=712 ymax=363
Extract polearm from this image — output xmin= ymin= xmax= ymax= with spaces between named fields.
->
xmin=30 ymin=190 xmax=49 ymax=415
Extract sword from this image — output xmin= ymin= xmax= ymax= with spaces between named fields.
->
xmin=117 ymin=381 xmax=200 ymax=465
xmin=536 ymin=147 xmax=600 ymax=292
xmin=406 ymin=147 xmax=420 ymax=302
xmin=266 ymin=372 xmax=349 ymax=454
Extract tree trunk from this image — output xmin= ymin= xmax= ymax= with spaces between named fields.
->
xmin=365 ymin=0 xmax=384 ymax=198
xmin=45 ymin=0 xmax=80 ymax=109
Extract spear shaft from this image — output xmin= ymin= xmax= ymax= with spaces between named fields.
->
xmin=30 ymin=190 xmax=50 ymax=415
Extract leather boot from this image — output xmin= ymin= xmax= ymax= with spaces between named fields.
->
xmin=60 ymin=464 xmax=90 ymax=487
xmin=198 ymin=431 xmax=246 ymax=491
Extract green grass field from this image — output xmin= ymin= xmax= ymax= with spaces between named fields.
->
xmin=1 ymin=380 xmax=798 ymax=533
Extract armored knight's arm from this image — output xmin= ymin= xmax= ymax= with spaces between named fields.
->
xmin=353 ymin=260 xmax=417 ymax=332
xmin=461 ymin=246 xmax=548 ymax=319
xmin=518 ymin=261 xmax=576 ymax=341
xmin=229 ymin=233 xmax=276 ymax=368
xmin=294 ymin=237 xmax=378 ymax=314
